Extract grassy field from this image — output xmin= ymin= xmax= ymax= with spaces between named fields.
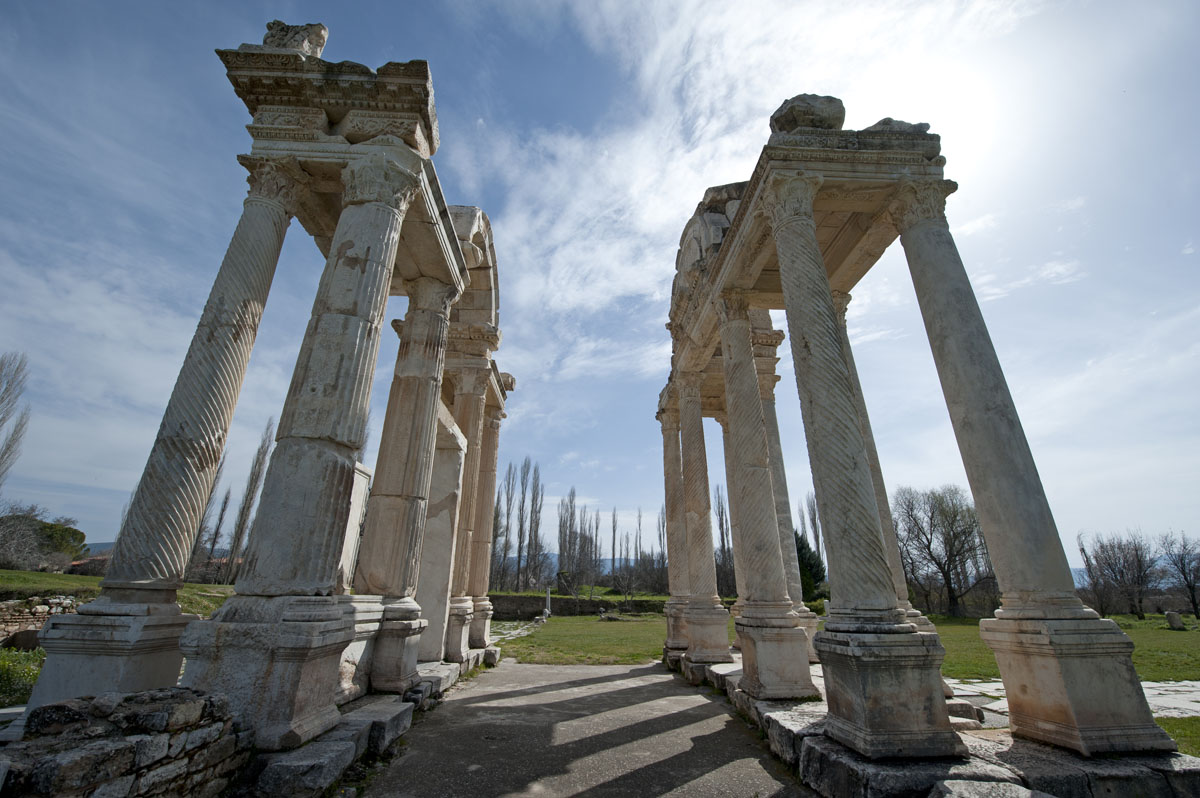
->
xmin=0 ymin=569 xmax=235 ymax=617
xmin=502 ymin=615 xmax=668 ymax=665
xmin=1157 ymin=717 xmax=1200 ymax=756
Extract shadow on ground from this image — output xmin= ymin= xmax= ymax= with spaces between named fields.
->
xmin=365 ymin=660 xmax=814 ymax=797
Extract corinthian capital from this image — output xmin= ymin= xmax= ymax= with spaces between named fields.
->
xmin=831 ymin=290 xmax=852 ymax=325
xmin=408 ymin=277 xmax=459 ymax=317
xmin=657 ymin=407 xmax=680 ymax=433
xmin=342 ymin=155 xmax=420 ymax=211
xmin=676 ymin=370 xmax=703 ymax=400
xmin=716 ymin=289 xmax=750 ymax=324
xmin=245 ymin=158 xmax=305 ymax=215
xmin=887 ymin=179 xmax=958 ymax=234
xmin=762 ymin=172 xmax=822 ymax=230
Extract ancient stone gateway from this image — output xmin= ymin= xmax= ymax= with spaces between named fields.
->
xmin=658 ymin=93 xmax=1175 ymax=761
xmin=16 ymin=21 xmax=512 ymax=753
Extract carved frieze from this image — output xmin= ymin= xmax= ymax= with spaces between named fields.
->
xmin=332 ymin=110 xmax=432 ymax=156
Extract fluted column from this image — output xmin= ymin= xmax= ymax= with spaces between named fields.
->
xmin=468 ymin=405 xmax=505 ymax=648
xmin=657 ymin=407 xmax=690 ymax=654
xmin=829 ymin=290 xmax=918 ymax=621
xmin=893 ymin=179 xmax=1173 ymax=754
xmin=20 ymin=160 xmax=300 ymax=722
xmin=236 ymin=155 xmax=416 ymax=596
xmin=765 ymin=171 xmax=961 ymax=758
xmin=718 ymin=290 xmax=816 ymax=699
xmin=677 ymin=372 xmax=732 ymax=665
xmin=354 ymin=278 xmax=457 ymax=602
xmin=180 ymin=154 xmax=419 ymax=750
xmin=444 ymin=366 xmax=488 ymax=661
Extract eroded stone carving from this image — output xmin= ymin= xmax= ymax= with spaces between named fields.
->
xmin=769 ymin=93 xmax=846 ymax=132
xmin=262 ymin=20 xmax=328 ymax=57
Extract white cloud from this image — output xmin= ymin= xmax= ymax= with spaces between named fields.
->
xmin=1183 ymin=241 xmax=1195 ymax=255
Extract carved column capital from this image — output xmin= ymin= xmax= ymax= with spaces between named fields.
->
xmin=831 ymin=290 xmax=852 ymax=325
xmin=245 ymin=158 xmax=305 ymax=216
xmin=676 ymin=371 xmax=703 ymax=399
xmin=657 ymin=407 xmax=680 ymax=432
xmin=756 ymin=371 xmax=780 ymax=401
xmin=342 ymin=155 xmax=420 ymax=212
xmin=762 ymin=172 xmax=822 ymax=230
xmin=408 ymin=276 xmax=459 ymax=317
xmin=712 ymin=411 xmax=728 ymax=429
xmin=451 ymin=365 xmax=489 ymax=397
xmin=484 ymin=405 xmax=505 ymax=426
xmin=887 ymin=179 xmax=958 ymax=234
xmin=716 ymin=289 xmax=750 ymax=324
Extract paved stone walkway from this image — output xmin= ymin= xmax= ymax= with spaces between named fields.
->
xmin=365 ymin=661 xmax=814 ymax=797
xmin=945 ymin=677 xmax=1200 ymax=720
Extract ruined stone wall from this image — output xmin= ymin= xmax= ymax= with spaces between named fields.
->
xmin=0 ymin=688 xmax=251 ymax=797
xmin=0 ymin=598 xmax=78 ymax=638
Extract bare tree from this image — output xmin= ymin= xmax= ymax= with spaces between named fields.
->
xmin=805 ymin=492 xmax=821 ymax=561
xmin=525 ymin=465 xmax=546 ymax=587
xmin=893 ymin=485 xmax=992 ymax=617
xmin=222 ymin=417 xmax=274 ymax=584
xmin=0 ymin=352 xmax=32 ymax=496
xmin=515 ymin=457 xmax=531 ymax=590
xmin=1159 ymin=531 xmax=1199 ymax=618
xmin=493 ymin=463 xmax=516 ymax=590
xmin=187 ymin=451 xmax=227 ymax=579
xmin=1077 ymin=532 xmax=1117 ymax=617
xmin=1082 ymin=530 xmax=1160 ymax=620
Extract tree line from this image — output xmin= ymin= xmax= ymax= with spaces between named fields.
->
xmin=1077 ymin=529 xmax=1199 ymax=619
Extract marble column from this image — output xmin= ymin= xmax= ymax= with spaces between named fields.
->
xmin=829 ymin=291 xmax=925 ymax=626
xmin=657 ymin=407 xmax=691 ymax=658
xmin=892 ymin=179 xmax=1173 ymax=755
xmin=756 ymin=357 xmax=820 ymax=661
xmin=766 ymin=171 xmax=961 ymax=758
xmin=353 ymin=277 xmax=457 ymax=691
xmin=715 ymin=414 xmax=748 ymax=621
xmin=181 ymin=154 xmax=419 ymax=750
xmin=415 ymin=417 xmax=467 ymax=662
xmin=445 ymin=366 xmax=488 ymax=661
xmin=718 ymin=291 xmax=817 ymax=699
xmin=468 ymin=405 xmax=504 ymax=649
xmin=677 ymin=371 xmax=733 ymax=666
xmin=20 ymin=159 xmax=299 ymax=724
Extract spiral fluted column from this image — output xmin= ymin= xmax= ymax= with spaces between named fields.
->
xmin=354 ymin=277 xmax=457 ymax=602
xmin=766 ymin=171 xmax=961 ymax=757
xmin=715 ymin=414 xmax=748 ymax=616
xmin=764 ymin=174 xmax=899 ymax=629
xmin=445 ymin=365 xmax=488 ymax=661
xmin=756 ymin=367 xmax=806 ymax=611
xmin=894 ymin=179 xmax=1173 ymax=754
xmin=677 ymin=371 xmax=732 ymax=665
xmin=658 ymin=407 xmax=690 ymax=653
xmin=104 ymin=160 xmax=297 ymax=597
xmin=829 ymin=290 xmax=917 ymax=619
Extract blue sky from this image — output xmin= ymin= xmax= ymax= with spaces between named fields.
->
xmin=0 ymin=2 xmax=1196 ymax=568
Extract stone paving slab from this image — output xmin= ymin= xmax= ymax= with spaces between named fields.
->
xmin=363 ymin=660 xmax=815 ymax=797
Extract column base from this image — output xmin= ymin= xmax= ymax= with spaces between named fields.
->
xmin=979 ymin=616 xmax=1176 ymax=755
xmin=682 ymin=602 xmax=733 ymax=664
xmin=6 ymin=604 xmax=197 ymax=740
xmin=335 ymin=595 xmax=385 ymax=705
xmin=814 ymin=629 xmax=965 ymax=759
xmin=444 ymin=598 xmax=474 ymax=663
xmin=792 ymin=603 xmax=821 ymax=663
xmin=664 ymin=598 xmax=690 ymax=651
xmin=370 ymin=597 xmax=428 ymax=693
xmin=180 ymin=595 xmax=353 ymax=751
xmin=735 ymin=617 xmax=820 ymax=700
xmin=469 ymin=597 xmax=493 ymax=649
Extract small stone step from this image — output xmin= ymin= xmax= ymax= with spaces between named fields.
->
xmin=255 ymin=740 xmax=357 ymax=798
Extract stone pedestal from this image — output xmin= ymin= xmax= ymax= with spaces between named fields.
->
xmin=815 ymin=630 xmax=966 ymax=759
xmin=370 ymin=597 xmax=429 ymax=693
xmin=664 ymin=596 xmax=690 ymax=652
xmin=469 ymin=600 xmax=493 ymax=651
xmin=335 ymin=594 xmax=385 ymax=704
xmin=681 ymin=605 xmax=733 ymax=665
xmin=180 ymin=596 xmax=353 ymax=751
xmin=979 ymin=617 xmax=1176 ymax=755
xmin=736 ymin=619 xmax=820 ymax=700
xmin=444 ymin=598 xmax=474 ymax=663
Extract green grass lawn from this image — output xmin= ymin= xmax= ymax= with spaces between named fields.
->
xmin=502 ymin=615 xmax=667 ymax=665
xmin=1157 ymin=717 xmax=1200 ymax=757
xmin=0 ymin=569 xmax=234 ymax=618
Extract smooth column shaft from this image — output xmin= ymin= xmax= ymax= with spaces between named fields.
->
xmin=449 ymin=374 xmax=488 ymax=599
xmin=659 ymin=413 xmax=690 ymax=603
xmin=759 ymin=377 xmax=806 ymax=606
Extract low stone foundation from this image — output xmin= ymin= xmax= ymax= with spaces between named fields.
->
xmin=0 ymin=597 xmax=79 ymax=639
xmin=665 ymin=654 xmax=1200 ymax=797
xmin=0 ymin=688 xmax=251 ymax=797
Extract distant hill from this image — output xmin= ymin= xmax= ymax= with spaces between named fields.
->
xmin=86 ymin=541 xmax=115 ymax=555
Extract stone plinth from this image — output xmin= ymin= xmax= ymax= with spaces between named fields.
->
xmin=444 ymin=598 xmax=474 ymax=663
xmin=335 ymin=594 xmax=385 ymax=704
xmin=370 ymin=598 xmax=429 ymax=693
xmin=736 ymin=621 xmax=820 ymax=701
xmin=180 ymin=596 xmax=353 ymax=750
